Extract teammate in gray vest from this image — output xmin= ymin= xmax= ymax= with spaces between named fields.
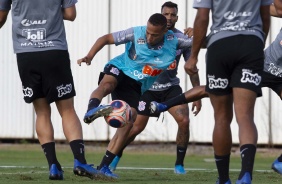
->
xmin=179 ymin=0 xmax=271 ymax=184
xmin=108 ymin=1 xmax=201 ymax=175
xmin=152 ymin=0 xmax=282 ymax=178
xmin=265 ymin=0 xmax=282 ymax=175
xmin=0 ymin=0 xmax=98 ymax=180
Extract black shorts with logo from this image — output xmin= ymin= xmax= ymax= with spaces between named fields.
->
xmin=206 ymin=35 xmax=264 ymax=96
xmin=261 ymin=71 xmax=282 ymax=99
xmin=99 ymin=64 xmax=142 ymax=110
xmin=137 ymin=85 xmax=183 ymax=117
xmin=16 ymin=50 xmax=76 ymax=103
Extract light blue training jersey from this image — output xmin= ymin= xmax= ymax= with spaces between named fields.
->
xmin=108 ymin=26 xmax=178 ymax=93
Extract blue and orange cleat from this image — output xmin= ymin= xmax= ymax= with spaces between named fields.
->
xmin=83 ymin=105 xmax=113 ymax=124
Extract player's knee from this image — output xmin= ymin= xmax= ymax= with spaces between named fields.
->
xmin=99 ymin=80 xmax=116 ymax=94
xmin=132 ymin=124 xmax=145 ymax=135
xmin=178 ymin=119 xmax=189 ymax=129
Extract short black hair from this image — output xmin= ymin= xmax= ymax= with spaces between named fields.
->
xmin=148 ymin=13 xmax=167 ymax=30
xmin=161 ymin=1 xmax=178 ymax=13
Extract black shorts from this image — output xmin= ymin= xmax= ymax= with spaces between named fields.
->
xmin=261 ymin=71 xmax=282 ymax=99
xmin=137 ymin=85 xmax=183 ymax=117
xmin=16 ymin=50 xmax=76 ymax=104
xmin=206 ymin=35 xmax=264 ymax=96
xmin=100 ymin=64 xmax=142 ymax=109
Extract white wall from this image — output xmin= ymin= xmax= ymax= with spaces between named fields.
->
xmin=0 ymin=0 xmax=281 ymax=144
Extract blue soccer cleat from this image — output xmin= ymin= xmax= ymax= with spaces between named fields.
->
xmin=99 ymin=165 xmax=118 ymax=179
xmin=83 ymin=105 xmax=113 ymax=124
xmin=272 ymin=159 xmax=282 ymax=174
xmin=174 ymin=165 xmax=186 ymax=174
xmin=73 ymin=159 xmax=99 ymax=179
xmin=149 ymin=101 xmax=168 ymax=114
xmin=49 ymin=164 xmax=63 ymax=180
xmin=236 ymin=172 xmax=251 ymax=184
xmin=216 ymin=178 xmax=232 ymax=184
xmin=109 ymin=156 xmax=120 ymax=171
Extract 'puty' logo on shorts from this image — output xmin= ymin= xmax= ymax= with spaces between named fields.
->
xmin=241 ymin=69 xmax=261 ymax=86
xmin=23 ymin=86 xmax=33 ymax=97
xmin=57 ymin=84 xmax=72 ymax=97
xmin=208 ymin=75 xmax=228 ymax=89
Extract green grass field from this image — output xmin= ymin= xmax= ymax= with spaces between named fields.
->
xmin=0 ymin=143 xmax=281 ymax=184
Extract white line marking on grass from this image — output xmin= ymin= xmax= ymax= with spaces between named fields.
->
xmin=0 ymin=166 xmax=273 ymax=174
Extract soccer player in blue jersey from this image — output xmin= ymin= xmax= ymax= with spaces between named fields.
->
xmin=0 ymin=0 xmax=98 ymax=180
xmin=77 ymin=13 xmax=197 ymax=178
xmin=108 ymin=1 xmax=201 ymax=175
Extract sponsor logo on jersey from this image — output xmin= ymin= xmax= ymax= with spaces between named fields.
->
xmin=167 ymin=60 xmax=177 ymax=70
xmin=151 ymin=82 xmax=172 ymax=90
xmin=142 ymin=65 xmax=163 ymax=77
xmin=21 ymin=19 xmax=47 ymax=27
xmin=208 ymin=75 xmax=228 ymax=89
xmin=137 ymin=38 xmax=146 ymax=44
xmin=23 ymin=87 xmax=33 ymax=97
xmin=153 ymin=57 xmax=163 ymax=63
xmin=166 ymin=34 xmax=174 ymax=40
xmin=57 ymin=84 xmax=72 ymax=98
xmin=267 ymin=63 xmax=282 ymax=77
xmin=224 ymin=11 xmax=252 ymax=20
xmin=138 ymin=101 xmax=146 ymax=111
xmin=22 ymin=28 xmax=46 ymax=42
xmin=20 ymin=41 xmax=54 ymax=48
xmin=241 ymin=69 xmax=261 ymax=86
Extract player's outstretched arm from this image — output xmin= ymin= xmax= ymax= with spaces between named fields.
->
xmin=77 ymin=34 xmax=115 ymax=66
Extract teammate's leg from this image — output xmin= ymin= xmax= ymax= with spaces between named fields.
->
xmin=209 ymin=93 xmax=233 ymax=184
xmin=33 ymin=98 xmax=63 ymax=180
xmin=168 ymin=103 xmax=190 ymax=174
xmin=233 ymin=88 xmax=258 ymax=183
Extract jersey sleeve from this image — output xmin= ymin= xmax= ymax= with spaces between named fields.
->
xmin=175 ymin=33 xmax=193 ymax=53
xmin=112 ymin=27 xmax=134 ymax=46
xmin=0 ymin=0 xmax=12 ymax=10
xmin=62 ymin=0 xmax=78 ymax=9
xmin=193 ymin=0 xmax=212 ymax=9
xmin=261 ymin=0 xmax=273 ymax=6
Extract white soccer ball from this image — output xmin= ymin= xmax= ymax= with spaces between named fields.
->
xmin=104 ymin=100 xmax=132 ymax=128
